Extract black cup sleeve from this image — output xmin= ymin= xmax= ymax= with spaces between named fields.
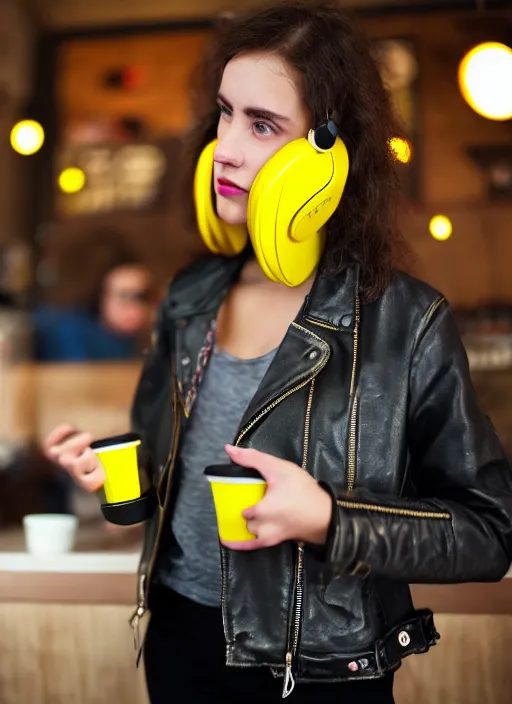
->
xmin=100 ymin=488 xmax=156 ymax=526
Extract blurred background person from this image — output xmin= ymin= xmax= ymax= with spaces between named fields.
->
xmin=33 ymin=235 xmax=157 ymax=362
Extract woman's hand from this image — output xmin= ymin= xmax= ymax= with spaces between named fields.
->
xmin=44 ymin=424 xmax=106 ymax=493
xmin=223 ymin=444 xmax=332 ymax=551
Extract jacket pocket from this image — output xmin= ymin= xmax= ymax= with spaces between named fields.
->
xmin=298 ymin=552 xmax=372 ymax=661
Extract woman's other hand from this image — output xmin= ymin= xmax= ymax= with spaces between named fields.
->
xmin=44 ymin=424 xmax=106 ymax=493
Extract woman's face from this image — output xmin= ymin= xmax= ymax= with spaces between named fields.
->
xmin=213 ymin=52 xmax=310 ymax=226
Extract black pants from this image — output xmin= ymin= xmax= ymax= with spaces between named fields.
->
xmin=144 ymin=585 xmax=395 ymax=704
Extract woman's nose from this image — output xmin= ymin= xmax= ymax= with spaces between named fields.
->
xmin=214 ymin=129 xmax=244 ymax=168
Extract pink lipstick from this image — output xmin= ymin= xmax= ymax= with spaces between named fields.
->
xmin=217 ymin=178 xmax=247 ymax=197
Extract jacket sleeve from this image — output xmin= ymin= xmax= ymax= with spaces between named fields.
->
xmin=325 ymin=299 xmax=512 ymax=583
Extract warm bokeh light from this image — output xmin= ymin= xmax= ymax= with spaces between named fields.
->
xmin=429 ymin=215 xmax=453 ymax=241
xmin=389 ymin=137 xmax=412 ymax=164
xmin=58 ymin=167 xmax=86 ymax=194
xmin=10 ymin=120 xmax=45 ymax=156
xmin=458 ymin=42 xmax=512 ymax=121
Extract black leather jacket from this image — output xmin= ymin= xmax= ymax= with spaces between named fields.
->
xmin=130 ymin=253 xmax=512 ymax=695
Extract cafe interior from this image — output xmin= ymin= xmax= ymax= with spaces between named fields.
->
xmin=0 ymin=0 xmax=511 ymax=701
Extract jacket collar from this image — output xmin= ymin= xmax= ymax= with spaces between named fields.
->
xmin=303 ymin=264 xmax=359 ymax=333
xmin=162 ymin=249 xmax=250 ymax=321
xmin=163 ymin=250 xmax=359 ymax=333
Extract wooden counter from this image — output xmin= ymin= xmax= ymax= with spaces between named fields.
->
xmin=0 ymin=551 xmax=510 ymax=704
xmin=0 ymin=521 xmax=147 ymax=704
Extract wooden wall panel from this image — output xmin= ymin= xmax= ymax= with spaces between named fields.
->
xmin=394 ymin=615 xmax=512 ymax=704
xmin=0 ymin=604 xmax=148 ymax=704
xmin=34 ymin=362 xmax=141 ymax=443
xmin=399 ymin=204 xmax=507 ymax=308
xmin=57 ymin=30 xmax=212 ymax=135
xmin=35 ymin=0 xmax=268 ymax=30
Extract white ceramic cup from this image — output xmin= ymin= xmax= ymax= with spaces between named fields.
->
xmin=22 ymin=514 xmax=79 ymax=556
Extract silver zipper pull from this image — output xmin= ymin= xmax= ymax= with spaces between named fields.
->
xmin=129 ymin=574 xmax=148 ymax=664
xmin=282 ymin=652 xmax=296 ymax=698
xmin=129 ymin=604 xmax=145 ymax=653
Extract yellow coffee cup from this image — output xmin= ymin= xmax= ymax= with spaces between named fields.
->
xmin=204 ymin=464 xmax=267 ymax=542
xmin=91 ymin=432 xmax=141 ymax=504
xmin=91 ymin=432 xmax=155 ymax=525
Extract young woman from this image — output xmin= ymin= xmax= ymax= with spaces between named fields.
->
xmin=45 ymin=2 xmax=512 ymax=703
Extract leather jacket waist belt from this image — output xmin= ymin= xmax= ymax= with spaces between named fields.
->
xmin=280 ymin=609 xmax=439 ymax=682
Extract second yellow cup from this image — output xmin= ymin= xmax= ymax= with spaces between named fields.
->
xmin=90 ymin=432 xmax=156 ymax=526
xmin=204 ymin=464 xmax=267 ymax=542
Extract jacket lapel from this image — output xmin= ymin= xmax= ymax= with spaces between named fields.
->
xmin=235 ymin=320 xmax=331 ymax=440
xmin=235 ymin=264 xmax=359 ymax=442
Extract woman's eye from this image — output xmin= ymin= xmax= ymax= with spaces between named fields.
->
xmin=219 ymin=104 xmax=232 ymax=117
xmin=254 ymin=121 xmax=274 ymax=136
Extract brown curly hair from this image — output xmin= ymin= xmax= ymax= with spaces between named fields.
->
xmin=183 ymin=0 xmax=409 ymax=300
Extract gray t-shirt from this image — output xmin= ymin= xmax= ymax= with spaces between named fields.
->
xmin=155 ymin=344 xmax=277 ymax=606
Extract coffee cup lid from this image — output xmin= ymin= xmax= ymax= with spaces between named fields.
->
xmin=91 ymin=432 xmax=141 ymax=452
xmin=204 ymin=463 xmax=263 ymax=481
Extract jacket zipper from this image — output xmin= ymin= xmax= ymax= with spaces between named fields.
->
xmin=282 ymin=378 xmax=315 ymax=698
xmin=304 ymin=318 xmax=339 ymax=331
xmin=346 ymin=292 xmax=360 ymax=492
xmin=129 ymin=570 xmax=147 ymax=658
xmin=221 ymin=325 xmax=330 ymax=669
xmin=129 ymin=366 xmax=182 ymax=657
xmin=343 ymin=290 xmax=450 ymax=520
xmin=336 ymin=499 xmax=451 ymax=520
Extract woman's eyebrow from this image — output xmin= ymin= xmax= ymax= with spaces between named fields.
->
xmin=217 ymin=92 xmax=290 ymax=124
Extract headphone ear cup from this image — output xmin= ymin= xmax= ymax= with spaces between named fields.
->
xmin=247 ymin=136 xmax=349 ymax=286
xmin=246 ymin=167 xmax=281 ymax=283
xmin=194 ymin=140 xmax=248 ymax=257
xmin=289 ymin=137 xmax=349 ymax=242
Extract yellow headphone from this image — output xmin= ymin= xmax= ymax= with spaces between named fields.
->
xmin=194 ymin=120 xmax=350 ymax=287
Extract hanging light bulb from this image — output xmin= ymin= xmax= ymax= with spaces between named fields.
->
xmin=389 ymin=137 xmax=412 ymax=164
xmin=429 ymin=215 xmax=453 ymax=241
xmin=458 ymin=42 xmax=512 ymax=121
xmin=10 ymin=120 xmax=45 ymax=155
xmin=58 ymin=167 xmax=86 ymax=194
